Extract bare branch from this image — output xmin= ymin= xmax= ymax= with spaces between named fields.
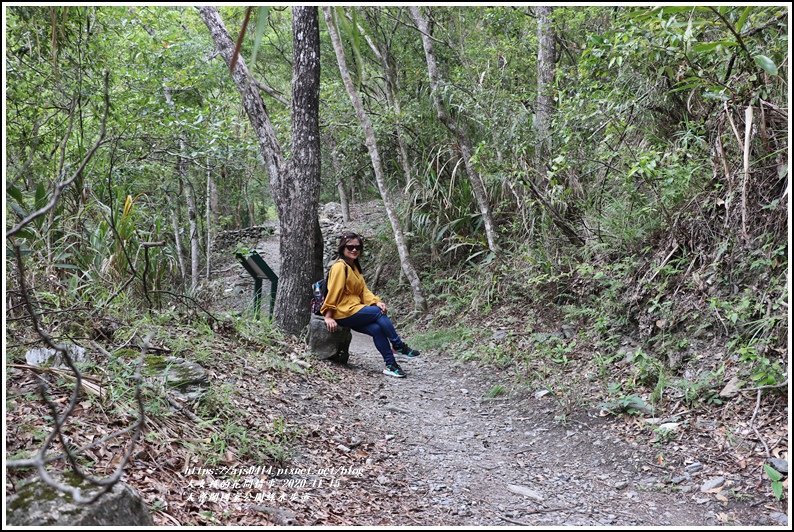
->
xmin=151 ymin=290 xmax=219 ymax=324
xmin=252 ymin=77 xmax=289 ymax=107
xmin=142 ymin=241 xmax=165 ymax=311
xmin=741 ymin=104 xmax=753 ymax=241
xmin=229 ymin=7 xmax=253 ymax=73
xmin=749 ymin=389 xmax=771 ymax=458
xmin=7 ymin=243 xmax=146 ymax=504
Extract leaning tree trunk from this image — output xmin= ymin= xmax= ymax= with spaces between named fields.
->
xmin=354 ymin=9 xmax=416 ymax=242
xmin=198 ymin=6 xmax=321 ymax=335
xmin=353 ymin=9 xmax=415 ymax=190
xmin=324 ymin=7 xmax=426 ymax=313
xmin=536 ymin=6 xmax=555 ymax=180
xmin=409 ymin=6 xmax=499 ymax=253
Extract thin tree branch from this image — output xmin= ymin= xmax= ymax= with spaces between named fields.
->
xmin=749 ymin=389 xmax=771 ymax=458
xmin=150 ymin=290 xmax=218 ymax=324
xmin=708 ymin=7 xmax=752 ymax=61
xmin=252 ymin=77 xmax=289 ymax=107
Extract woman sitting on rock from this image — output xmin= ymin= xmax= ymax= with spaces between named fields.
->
xmin=320 ymin=231 xmax=420 ymax=378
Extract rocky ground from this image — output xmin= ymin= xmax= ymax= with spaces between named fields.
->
xmin=291 ymin=332 xmax=788 ymax=526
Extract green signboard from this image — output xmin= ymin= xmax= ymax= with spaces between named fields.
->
xmin=235 ymin=250 xmax=278 ymax=319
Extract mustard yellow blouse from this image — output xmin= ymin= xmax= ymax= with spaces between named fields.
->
xmin=320 ymin=259 xmax=381 ymax=319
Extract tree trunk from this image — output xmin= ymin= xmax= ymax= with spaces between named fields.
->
xmin=198 ymin=6 xmax=321 ymax=335
xmin=327 ymin=134 xmax=350 ymax=222
xmin=248 ymin=198 xmax=256 ymax=227
xmin=536 ymin=6 xmax=555 ymax=180
xmin=184 ymin=174 xmax=200 ymax=292
xmin=409 ymin=6 xmax=499 ymax=253
xmin=210 ymin=170 xmax=219 ymax=228
xmin=354 ymin=9 xmax=416 ymax=245
xmin=353 ymin=9 xmax=414 ymax=190
xmin=312 ymin=217 xmax=324 ymax=281
xmin=324 ymin=7 xmax=426 ymax=313
xmin=164 ymin=86 xmax=200 ymax=291
xmin=170 ymin=206 xmax=187 ymax=281
xmin=205 ymin=161 xmax=212 ymax=280
xmin=277 ymin=6 xmax=322 ymax=333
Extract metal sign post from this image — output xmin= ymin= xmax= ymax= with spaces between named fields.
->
xmin=235 ymin=250 xmax=278 ymax=319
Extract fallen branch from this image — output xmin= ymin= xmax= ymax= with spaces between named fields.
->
xmin=9 ymin=364 xmax=104 ymax=398
xmin=738 ymin=379 xmax=788 ymax=393
xmin=522 ymin=173 xmax=585 ymax=246
xmin=150 ymin=290 xmax=219 ymax=324
xmin=499 ymin=505 xmax=576 ymax=525
xmin=166 ymin=396 xmax=202 ymax=424
xmin=15 ymin=425 xmax=139 ymax=467
xmin=499 ymin=515 xmax=531 ymax=525
xmin=525 ymin=505 xmax=579 ymax=515
xmin=749 ymin=389 xmax=770 ymax=458
xmin=759 ymin=99 xmax=788 ymax=120
xmin=647 ymin=241 xmax=680 ymax=283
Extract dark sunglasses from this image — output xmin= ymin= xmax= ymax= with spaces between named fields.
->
xmin=345 ymin=245 xmax=362 ymax=251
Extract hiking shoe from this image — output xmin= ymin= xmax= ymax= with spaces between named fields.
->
xmin=397 ymin=344 xmax=421 ymax=359
xmin=383 ymin=364 xmax=406 ymax=378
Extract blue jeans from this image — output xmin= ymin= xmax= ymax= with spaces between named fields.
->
xmin=336 ymin=305 xmax=405 ymax=366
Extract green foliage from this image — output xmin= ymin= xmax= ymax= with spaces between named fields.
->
xmin=532 ymin=335 xmax=576 ymax=366
xmin=630 ymin=348 xmax=663 ymax=387
xmin=652 ymin=424 xmax=678 ymax=444
xmin=600 ymin=392 xmax=652 ymax=417
xmin=674 ymin=367 xmax=725 ymax=407
xmin=593 ymin=351 xmax=624 ymax=380
xmin=410 ymin=326 xmax=473 ymax=352
xmin=730 ymin=339 xmax=786 ymax=386
xmin=485 ymin=384 xmax=506 ymax=398
xmin=197 ymin=383 xmax=235 ymax=419
xmin=763 ymin=464 xmax=784 ymax=501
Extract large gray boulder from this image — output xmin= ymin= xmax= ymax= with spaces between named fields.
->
xmin=25 ymin=344 xmax=87 ymax=367
xmin=6 ymin=474 xmax=154 ymax=526
xmin=307 ymin=314 xmax=351 ymax=360
xmin=145 ymin=355 xmax=209 ymax=403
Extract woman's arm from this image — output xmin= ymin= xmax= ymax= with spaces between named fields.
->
xmin=319 ymin=261 xmax=346 ymax=316
xmin=323 ymin=309 xmax=338 ymax=332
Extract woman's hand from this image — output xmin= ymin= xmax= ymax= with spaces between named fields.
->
xmin=324 ymin=316 xmax=338 ymax=333
xmin=376 ymin=301 xmax=387 ymax=314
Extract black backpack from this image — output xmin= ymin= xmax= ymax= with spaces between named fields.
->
xmin=310 ymin=261 xmax=348 ymax=316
